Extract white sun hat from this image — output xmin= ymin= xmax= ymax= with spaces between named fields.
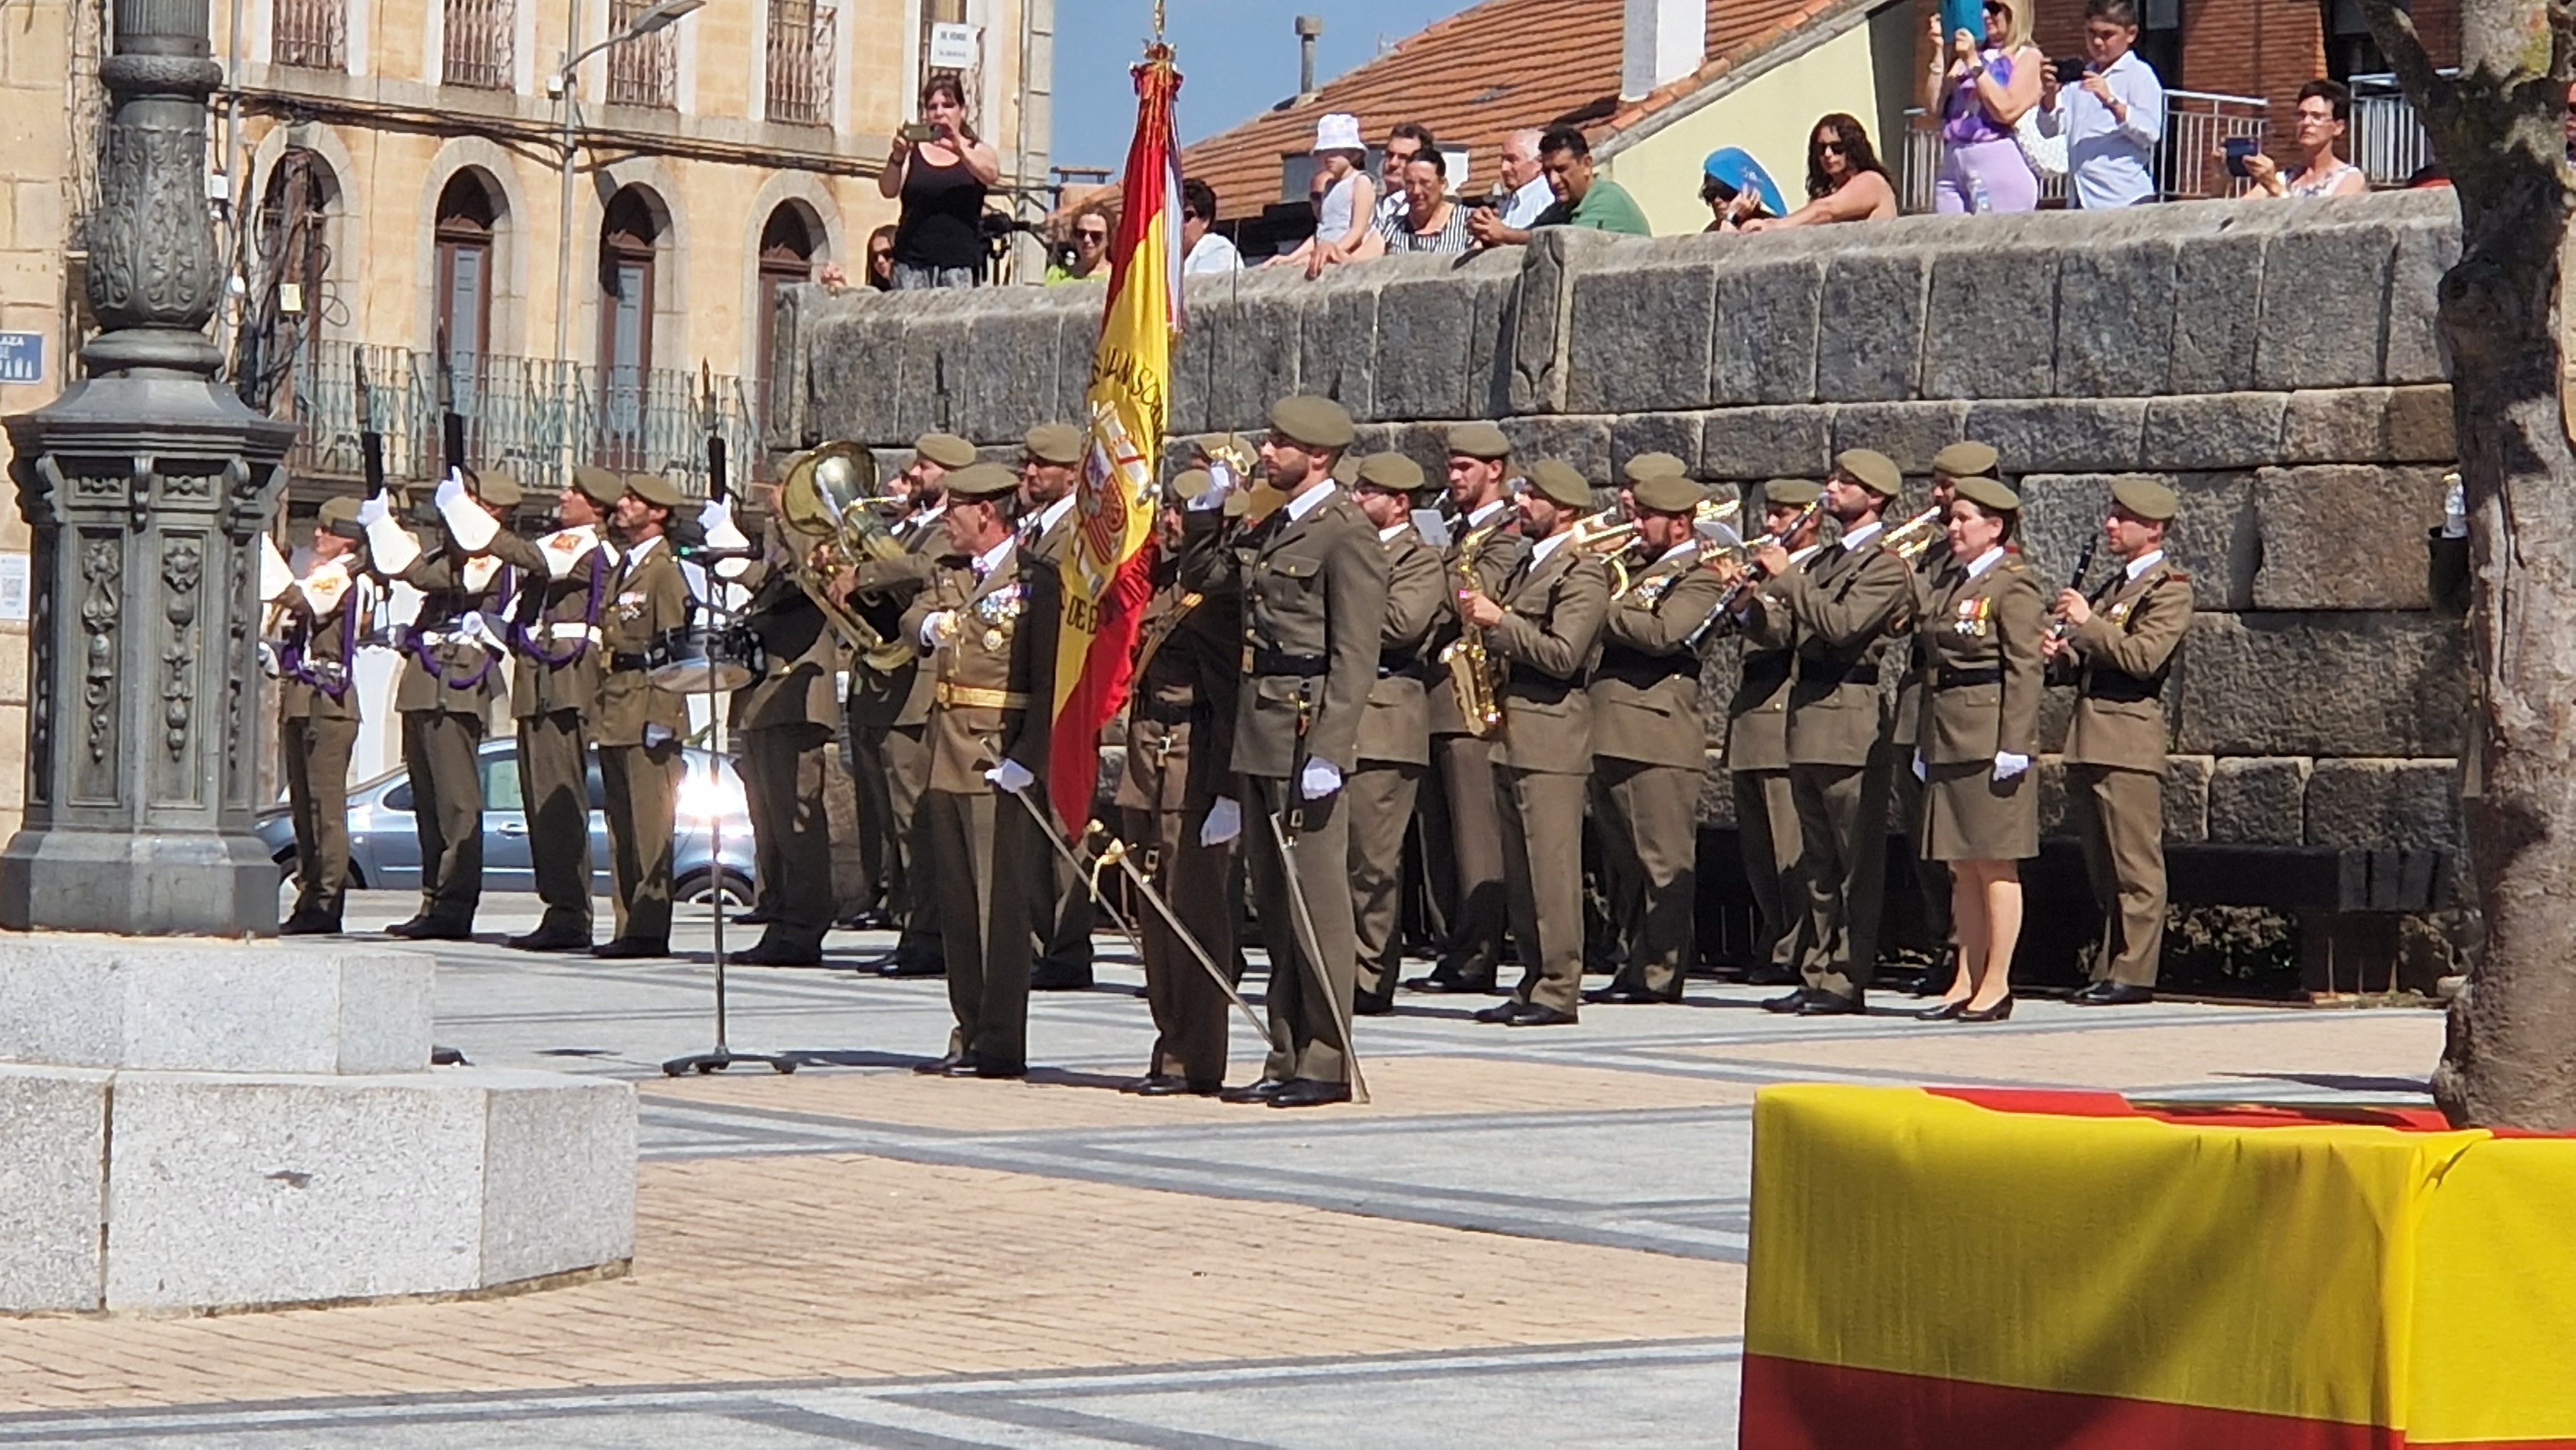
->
xmin=1312 ymin=113 xmax=1363 ymax=153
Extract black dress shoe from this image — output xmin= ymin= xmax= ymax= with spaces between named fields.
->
xmin=1122 ymin=1073 xmax=1175 ymax=1095
xmin=506 ymin=925 xmax=592 ymax=952
xmin=1958 ymin=997 xmax=2015 ymax=1023
xmin=383 ymin=916 xmax=433 ymax=938
xmin=1761 ymin=988 xmax=1816 ymax=1013
xmin=735 ymin=936 xmax=826 ymax=967
xmin=1220 ymin=1077 xmax=1291 ymax=1104
xmin=1743 ymin=965 xmax=1801 ymax=988
xmin=913 ymin=1051 xmax=966 ymax=1075
xmin=1584 ymin=984 xmax=1662 ymax=1006
xmin=1029 ymin=963 xmax=1095 ymax=991
xmin=1352 ymin=995 xmax=1395 ymax=1016
xmin=279 ymin=914 xmax=341 ymax=937
xmin=732 ymin=905 xmax=777 ymax=927
xmin=965 ymin=1057 xmax=1027 ymax=1079
xmin=877 ymin=955 xmax=946 ymax=978
xmin=1506 ymin=1005 xmax=1578 ymax=1027
xmin=835 ymin=907 xmax=896 ymax=932
xmin=1270 ymin=1078 xmax=1352 ymax=1109
xmin=1471 ymin=999 xmax=1527 ymax=1024
xmin=1916 ymin=999 xmax=1969 ymax=1022
xmin=402 ymin=919 xmax=476 ymax=942
xmin=1790 ymin=991 xmax=1865 ymax=1017
xmin=1137 ymin=1077 xmax=1222 ymax=1097
xmin=590 ymin=937 xmax=670 ymax=959
xmin=1404 ymin=972 xmax=1497 ymax=995
xmin=2071 ymin=982 xmax=2154 ymax=1006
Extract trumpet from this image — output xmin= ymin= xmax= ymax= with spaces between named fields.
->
xmin=1569 ymin=507 xmax=1642 ymax=596
xmin=1694 ymin=494 xmax=1742 ymax=536
xmin=1879 ymin=504 xmax=1949 ymax=561
xmin=777 ymin=440 xmax=915 ymax=674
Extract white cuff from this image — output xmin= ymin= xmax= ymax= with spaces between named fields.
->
xmin=986 ymin=758 xmax=1034 ymax=795
xmin=365 ymin=517 xmax=421 ymax=576
xmin=1993 ymin=751 xmax=2031 ymax=782
xmin=435 ymin=470 xmax=500 ymax=553
xmin=1199 ymin=796 xmax=1242 ymax=846
xmin=1298 ymin=757 xmax=1344 ymax=800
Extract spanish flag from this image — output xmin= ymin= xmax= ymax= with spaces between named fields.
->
xmin=1046 ymin=41 xmax=1184 ymax=836
xmin=1743 ymin=1085 xmax=2576 ymax=1447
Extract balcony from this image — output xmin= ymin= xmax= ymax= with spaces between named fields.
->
xmin=2348 ymin=73 xmax=2437 ymax=186
xmin=604 ymin=0 xmax=677 ymax=109
xmin=1900 ymin=90 xmax=2267 ymax=212
xmin=441 ymin=0 xmax=515 ymax=90
xmin=766 ymin=0 xmax=835 ymax=127
xmin=272 ymin=0 xmax=345 ymax=71
xmin=282 ymin=343 xmax=762 ymax=499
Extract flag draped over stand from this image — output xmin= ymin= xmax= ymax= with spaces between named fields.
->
xmin=1045 ymin=42 xmax=1184 ymax=836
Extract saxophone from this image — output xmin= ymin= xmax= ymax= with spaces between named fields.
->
xmin=1438 ymin=525 xmax=1506 ymax=739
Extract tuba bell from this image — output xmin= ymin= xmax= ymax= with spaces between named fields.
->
xmin=777 ymin=441 xmax=916 ymax=674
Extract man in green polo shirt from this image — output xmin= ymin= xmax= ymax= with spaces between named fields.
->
xmin=1468 ymin=124 xmax=1651 ymax=247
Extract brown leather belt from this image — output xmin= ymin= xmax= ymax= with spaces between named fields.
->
xmin=936 ymin=683 xmax=1028 ymax=710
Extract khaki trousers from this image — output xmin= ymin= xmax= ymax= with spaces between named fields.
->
xmin=1245 ymin=775 xmax=1355 ymax=1085
xmin=745 ymin=722 xmax=837 ymax=945
xmin=928 ymin=787 xmax=1035 ymax=1069
xmin=401 ymin=710 xmax=484 ymax=924
xmin=1732 ymin=769 xmax=1810 ymax=976
xmin=1496 ymin=765 xmax=1590 ymax=1015
xmin=1790 ymin=751 xmax=1891 ymax=1001
xmin=1595 ymin=758 xmax=1700 ymax=1000
xmin=283 ymin=713 xmax=357 ymax=922
xmin=517 ymin=709 xmax=593 ymax=930
xmin=1122 ymin=801 xmax=1235 ymax=1084
xmin=1431 ymin=732 xmax=1510 ymax=979
xmin=1347 ymin=760 xmax=1425 ymax=1008
xmin=2069 ymin=762 xmax=2167 ymax=988
xmin=1893 ymin=763 xmax=1954 ymax=957
xmin=599 ymin=740 xmax=680 ymax=944
xmin=847 ymin=720 xmax=896 ymax=918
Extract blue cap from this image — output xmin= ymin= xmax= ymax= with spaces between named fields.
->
xmin=1701 ymin=147 xmax=1787 ymax=221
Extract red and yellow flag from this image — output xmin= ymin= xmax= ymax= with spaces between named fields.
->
xmin=1046 ymin=42 xmax=1184 ymax=835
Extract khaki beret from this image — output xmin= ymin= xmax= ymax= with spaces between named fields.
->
xmin=1354 ymin=452 xmax=1426 ymax=493
xmin=914 ymin=432 xmax=978 ymax=471
xmin=1833 ymin=448 xmax=1902 ymax=498
xmin=944 ymin=462 xmax=1020 ymax=502
xmin=1762 ymin=478 xmax=1823 ymax=508
xmin=1525 ymin=460 xmax=1592 ymax=509
xmin=317 ymin=495 xmax=365 ymax=537
xmin=1630 ymin=473 xmax=1703 ymax=514
xmin=623 ymin=472 xmax=683 ymax=509
xmin=1954 ymin=475 xmax=2022 ymax=513
xmin=2112 ymin=477 xmax=2180 ymax=522
xmin=1024 ymin=422 xmax=1086 ymax=466
xmin=1170 ymin=467 xmax=1215 ymax=504
xmin=1622 ymin=451 xmax=1690 ymax=487
xmin=1270 ymin=395 xmax=1356 ymax=451
xmin=1445 ymin=420 xmax=1511 ymax=460
xmin=571 ymin=465 xmax=625 ymax=508
xmin=472 ymin=467 xmax=524 ymax=509
xmin=1931 ymin=440 xmax=2000 ymax=480
xmin=1330 ymin=453 xmax=1361 ymax=487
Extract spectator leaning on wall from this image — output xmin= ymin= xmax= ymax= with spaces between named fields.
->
xmin=1468 ymin=126 xmax=1649 ymax=248
xmin=2237 ymin=80 xmax=2369 ymax=200
xmin=1374 ymin=123 xmax=1439 ymax=231
xmin=1741 ymin=114 xmax=1899 ymax=231
xmin=2037 ymin=0 xmax=2164 ymax=209
xmin=1360 ymin=151 xmax=1473 ymax=257
xmin=1180 ymin=178 xmax=1243 ymax=274
xmin=1494 ymin=129 xmax=1555 ymax=227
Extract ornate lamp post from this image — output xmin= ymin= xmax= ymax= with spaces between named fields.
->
xmin=0 ymin=0 xmax=296 ymax=934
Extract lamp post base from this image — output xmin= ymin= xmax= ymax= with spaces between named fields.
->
xmin=0 ymin=826 xmax=279 ymax=936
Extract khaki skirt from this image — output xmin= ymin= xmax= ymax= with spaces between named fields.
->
xmin=1920 ymin=759 xmax=2038 ymax=863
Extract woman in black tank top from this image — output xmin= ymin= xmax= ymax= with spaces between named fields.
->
xmin=879 ymin=74 xmax=1001 ymax=289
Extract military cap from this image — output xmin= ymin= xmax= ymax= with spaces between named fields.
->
xmin=1354 ymin=451 xmax=1426 ymax=493
xmin=1762 ymin=478 xmax=1824 ymax=508
xmin=1526 ymin=460 xmax=1593 ymax=509
xmin=571 ymin=465 xmax=625 ymax=508
xmin=944 ymin=462 xmax=1019 ymax=502
xmin=1270 ymin=395 xmax=1356 ymax=451
xmin=2112 ymin=477 xmax=2179 ymax=522
xmin=1025 ymin=422 xmax=1086 ymax=466
xmin=1833 ymin=447 xmax=1902 ymax=498
xmin=1631 ymin=473 xmax=1703 ymax=515
xmin=914 ymin=431 xmax=978 ymax=471
xmin=317 ymin=495 xmax=366 ymax=538
xmin=1330 ymin=453 xmax=1361 ymax=488
xmin=1170 ymin=467 xmax=1215 ymax=504
xmin=1622 ymin=451 xmax=1690 ymax=487
xmin=1931 ymin=440 xmax=2001 ymax=480
xmin=472 ymin=467 xmax=524 ymax=509
xmin=624 ymin=471 xmax=683 ymax=509
xmin=1445 ymin=420 xmax=1511 ymax=460
xmin=1954 ymin=475 xmax=2022 ymax=513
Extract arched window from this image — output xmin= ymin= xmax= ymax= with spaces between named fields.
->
xmin=598 ymin=186 xmax=664 ymax=470
xmin=757 ymin=202 xmax=819 ymax=427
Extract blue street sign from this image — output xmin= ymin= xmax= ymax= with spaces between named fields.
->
xmin=0 ymin=332 xmax=41 ymax=385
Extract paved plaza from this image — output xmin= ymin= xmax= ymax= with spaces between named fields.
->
xmin=0 ymin=892 xmax=2445 ymax=1447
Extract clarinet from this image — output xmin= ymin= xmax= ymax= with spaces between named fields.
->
xmin=2050 ymin=536 xmax=2099 ymax=641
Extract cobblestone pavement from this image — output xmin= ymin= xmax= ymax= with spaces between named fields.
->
xmin=0 ymin=890 xmax=2443 ymax=1446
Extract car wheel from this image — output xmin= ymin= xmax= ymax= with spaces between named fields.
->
xmin=677 ymin=869 xmax=753 ymax=907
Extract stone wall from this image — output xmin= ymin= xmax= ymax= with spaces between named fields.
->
xmin=777 ymin=189 xmax=2468 ymax=862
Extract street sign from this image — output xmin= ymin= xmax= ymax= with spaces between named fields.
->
xmin=928 ymin=21 xmax=978 ymax=69
xmin=0 ymin=332 xmax=42 ymax=386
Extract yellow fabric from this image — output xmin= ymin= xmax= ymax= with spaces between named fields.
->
xmin=2409 ymin=1136 xmax=2576 ymax=1443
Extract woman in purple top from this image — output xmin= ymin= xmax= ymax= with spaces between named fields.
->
xmin=1925 ymin=0 xmax=2045 ymax=214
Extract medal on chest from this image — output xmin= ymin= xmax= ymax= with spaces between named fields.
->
xmin=972 ymin=582 xmax=1023 ymax=651
xmin=2110 ymin=599 xmax=2134 ymax=625
xmin=1955 ymin=596 xmax=1992 ymax=637
xmin=615 ymin=589 xmax=646 ymax=622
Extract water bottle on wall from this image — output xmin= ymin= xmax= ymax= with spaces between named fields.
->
xmin=1967 ymin=170 xmax=1991 ymax=214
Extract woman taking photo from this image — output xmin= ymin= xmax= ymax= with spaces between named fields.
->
xmin=879 ymin=75 xmax=1000 ymax=289
xmin=1741 ymin=114 xmax=1898 ymax=231
xmin=2237 ymin=80 xmax=2371 ymax=200
xmin=1925 ymin=0 xmax=2045 ymax=214
xmin=1913 ymin=473 xmax=2043 ymax=1024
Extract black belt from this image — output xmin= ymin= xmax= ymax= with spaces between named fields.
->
xmin=1378 ymin=653 xmax=1427 ymax=680
xmin=1246 ymin=646 xmax=1330 ymax=677
xmin=1135 ymin=696 xmax=1197 ymax=725
xmin=608 ymin=651 xmax=650 ymax=672
xmin=1933 ymin=666 xmax=2002 ymax=690
xmin=2083 ymin=671 xmax=2164 ymax=704
xmin=1597 ymin=649 xmax=1700 ymax=686
xmin=1740 ymin=653 xmax=1793 ymax=690
xmin=1803 ymin=659 xmax=1878 ymax=688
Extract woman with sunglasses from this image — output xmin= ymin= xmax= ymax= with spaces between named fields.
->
xmin=1699 ymin=147 xmax=1785 ymax=233
xmin=1924 ymin=0 xmax=2045 ymax=214
xmin=1740 ymin=115 xmax=1898 ymax=232
xmin=879 ymin=74 xmax=1000 ymax=289
xmin=1045 ymin=202 xmax=1116 ymax=284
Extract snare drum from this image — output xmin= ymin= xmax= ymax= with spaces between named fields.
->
xmin=645 ymin=621 xmax=762 ymax=694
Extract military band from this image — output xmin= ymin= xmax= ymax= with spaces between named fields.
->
xmin=265 ymin=409 xmax=2194 ymax=1104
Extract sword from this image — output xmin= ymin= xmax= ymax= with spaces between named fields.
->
xmin=1079 ymin=821 xmax=1276 ymax=1049
xmin=1264 ymin=796 xmax=1372 ymax=1106
xmin=1001 ymin=780 xmax=1148 ymax=965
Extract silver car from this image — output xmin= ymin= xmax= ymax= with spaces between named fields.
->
xmin=258 ymin=740 xmax=755 ymax=903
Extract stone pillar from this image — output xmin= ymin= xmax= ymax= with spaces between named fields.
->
xmin=0 ymin=0 xmax=296 ymax=934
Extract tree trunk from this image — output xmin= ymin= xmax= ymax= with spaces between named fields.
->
xmin=2365 ymin=0 xmax=2576 ymax=1128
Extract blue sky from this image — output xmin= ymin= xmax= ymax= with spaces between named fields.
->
xmin=1052 ymin=0 xmax=1475 ymax=173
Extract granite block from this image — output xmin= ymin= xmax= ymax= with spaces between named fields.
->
xmin=2208 ymin=755 xmax=2311 ymax=845
xmin=2278 ymin=386 xmax=2456 ymax=464
xmin=1702 ymin=405 xmax=1833 ymax=480
xmin=480 ymin=1075 xmax=638 ymax=1286
xmin=1962 ymin=398 xmax=2147 ymax=473
xmin=2054 ymin=237 xmax=2179 ymax=398
xmin=0 ymin=939 xmax=433 ymax=1075
xmin=1300 ymin=274 xmax=1381 ymax=418
xmin=2305 ymin=757 xmax=2460 ymax=854
xmin=2254 ymin=214 xmax=2400 ymax=391
xmin=2139 ymin=393 xmax=2287 ymax=471
xmin=0 ymin=1066 xmax=107 ymax=1312
xmin=1832 ymin=400 xmax=1968 ymax=475
xmin=1815 ymin=251 xmax=1927 ymax=402
xmin=2249 ymin=464 xmax=2451 ymax=610
xmin=1375 ymin=272 xmax=1478 ymax=420
xmin=1922 ymin=244 xmax=2060 ymax=399
xmin=1568 ymin=262 xmax=1717 ymax=414
xmin=2175 ymin=612 xmax=2468 ymax=757
xmin=2383 ymin=211 xmax=2460 ymax=385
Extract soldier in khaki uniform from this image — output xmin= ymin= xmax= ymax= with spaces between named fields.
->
xmin=1180 ymin=396 xmax=1390 ymax=1108
xmin=1408 ymin=421 xmax=1531 ymax=994
xmin=730 ymin=491 xmax=846 ymax=966
xmin=1017 ymin=422 xmax=1097 ymax=991
xmin=1888 ymin=441 xmax=1992 ymax=986
xmin=2047 ymin=478 xmax=2192 ymax=1006
xmin=1586 ymin=465 xmax=1727 ymax=1004
xmin=1114 ymin=471 xmax=1244 ymax=1093
xmin=902 ymin=463 xmax=1057 ymax=1078
xmin=274 ymin=496 xmax=371 ymax=936
xmin=1344 ymin=453 xmax=1448 ymax=1015
xmin=504 ymin=466 xmax=620 ymax=952
xmin=591 ymin=473 xmax=695 ymax=958
xmin=1718 ymin=481 xmax=1826 ymax=986
xmin=1462 ymin=460 xmax=1611 ymax=1027
xmin=1731 ymin=449 xmax=1914 ymax=1015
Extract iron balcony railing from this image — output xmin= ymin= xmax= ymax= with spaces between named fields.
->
xmin=1900 ymin=89 xmax=2266 ymax=213
xmin=272 ymin=0 xmax=346 ymax=70
xmin=442 ymin=0 xmax=515 ymax=89
xmin=605 ymin=0 xmax=677 ymax=108
xmin=766 ymin=0 xmax=835 ymax=126
xmin=283 ymin=341 xmax=762 ymax=498
xmin=2347 ymin=72 xmax=2438 ymax=187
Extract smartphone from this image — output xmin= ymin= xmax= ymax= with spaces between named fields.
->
xmin=1940 ymin=0 xmax=1985 ymax=46
xmin=2053 ymin=56 xmax=2088 ymax=86
xmin=2222 ymin=136 xmax=2259 ymax=178
xmin=899 ymin=122 xmax=936 ymax=143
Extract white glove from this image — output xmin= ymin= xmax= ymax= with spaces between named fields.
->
xmin=1993 ymin=751 xmax=2031 ymax=782
xmin=354 ymin=493 xmax=389 ymax=529
xmin=986 ymin=758 xmax=1035 ymax=795
xmin=258 ymin=534 xmax=294 ymax=604
xmin=2441 ymin=478 xmax=2467 ymax=540
xmin=701 ymin=498 xmax=752 ymax=579
xmin=1188 ymin=458 xmax=1237 ymax=512
xmin=435 ymin=469 xmax=500 ymax=552
xmin=918 ymin=610 xmax=955 ymax=648
xmin=1911 ymin=751 xmax=1928 ymax=782
xmin=364 ymin=513 xmax=422 ymax=575
xmin=1299 ymin=757 xmax=1343 ymax=800
xmin=459 ymin=610 xmax=509 ymax=654
xmin=432 ymin=471 xmax=466 ymax=513
xmin=1199 ymin=796 xmax=1242 ymax=846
